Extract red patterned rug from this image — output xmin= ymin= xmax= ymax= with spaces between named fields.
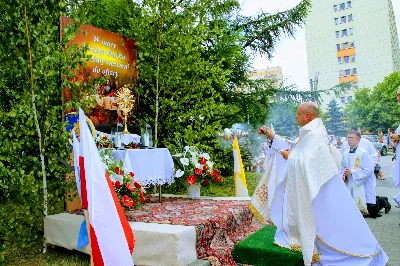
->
xmin=69 ymin=196 xmax=263 ymax=265
xmin=125 ymin=196 xmax=263 ymax=266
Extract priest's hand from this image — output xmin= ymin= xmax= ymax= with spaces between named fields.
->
xmin=281 ymin=149 xmax=291 ymax=160
xmin=391 ymin=134 xmax=399 ymax=143
xmin=343 ymin=168 xmax=352 ymax=176
xmin=258 ymin=126 xmax=275 ymax=140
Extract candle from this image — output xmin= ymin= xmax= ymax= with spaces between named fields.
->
xmin=144 ymin=133 xmax=149 ymax=147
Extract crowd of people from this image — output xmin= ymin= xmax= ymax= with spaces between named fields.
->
xmin=249 ymin=95 xmax=400 ymax=265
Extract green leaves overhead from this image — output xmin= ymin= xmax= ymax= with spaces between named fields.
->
xmin=235 ymin=0 xmax=311 ymax=58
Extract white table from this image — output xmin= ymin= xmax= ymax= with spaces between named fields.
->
xmin=112 ymin=148 xmax=175 ymax=186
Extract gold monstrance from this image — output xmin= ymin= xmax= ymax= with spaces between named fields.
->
xmin=115 ymin=85 xmax=135 ymax=134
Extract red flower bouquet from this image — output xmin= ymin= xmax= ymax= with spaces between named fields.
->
xmin=99 ymin=149 xmax=146 ymax=210
xmin=173 ymin=146 xmax=223 ymax=188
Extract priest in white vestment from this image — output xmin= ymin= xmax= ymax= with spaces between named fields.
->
xmin=262 ymin=102 xmax=388 ymax=266
xmin=340 ymin=131 xmax=379 ymax=218
xmin=390 ymin=87 xmax=400 ymax=209
xmin=250 ymin=128 xmax=342 ymax=251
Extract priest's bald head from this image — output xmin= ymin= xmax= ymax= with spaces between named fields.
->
xmin=296 ymin=101 xmax=319 ymax=127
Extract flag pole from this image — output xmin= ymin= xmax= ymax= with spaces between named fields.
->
xmin=83 ymin=209 xmax=94 ymax=266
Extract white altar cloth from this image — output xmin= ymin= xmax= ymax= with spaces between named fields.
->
xmin=44 ymin=213 xmax=197 ymax=266
xmin=112 ymin=148 xmax=175 ymax=186
xmin=121 ymin=134 xmax=141 ymax=145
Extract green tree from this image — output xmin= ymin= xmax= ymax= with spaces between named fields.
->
xmin=366 ymin=72 xmax=400 ymax=131
xmin=0 ymin=0 xmax=95 ymax=258
xmin=82 ymin=0 xmax=323 ymax=175
xmin=344 ymin=88 xmax=372 ymax=131
xmin=345 ymin=72 xmax=400 ymax=132
xmin=326 ymin=99 xmax=346 ymax=136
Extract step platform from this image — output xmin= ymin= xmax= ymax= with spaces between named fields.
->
xmin=44 ymin=213 xmax=198 ymax=266
xmin=232 ymin=226 xmax=303 ymax=266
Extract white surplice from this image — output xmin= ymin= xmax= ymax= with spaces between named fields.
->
xmin=286 ymin=118 xmax=388 ymax=266
xmin=341 ymin=147 xmax=374 ymax=212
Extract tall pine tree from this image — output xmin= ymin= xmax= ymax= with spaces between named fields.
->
xmin=326 ymin=99 xmax=346 ymax=136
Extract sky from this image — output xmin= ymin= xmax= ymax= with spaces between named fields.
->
xmin=240 ymin=0 xmax=400 ymax=91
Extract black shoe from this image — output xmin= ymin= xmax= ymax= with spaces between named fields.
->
xmin=363 ymin=214 xmax=370 ymax=218
xmin=385 ymin=204 xmax=391 ymax=214
xmin=377 ymin=213 xmax=382 ymax=217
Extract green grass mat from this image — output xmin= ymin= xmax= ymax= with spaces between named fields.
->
xmin=232 ymin=226 xmax=303 ymax=266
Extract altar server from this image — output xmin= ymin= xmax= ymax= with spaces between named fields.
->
xmin=341 ymin=131 xmax=378 ymax=218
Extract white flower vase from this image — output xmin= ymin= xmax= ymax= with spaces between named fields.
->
xmin=187 ymin=183 xmax=201 ymax=199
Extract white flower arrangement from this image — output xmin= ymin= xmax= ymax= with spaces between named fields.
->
xmin=173 ymin=146 xmax=222 ymax=187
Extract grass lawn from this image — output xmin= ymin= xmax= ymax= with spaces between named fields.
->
xmin=2 ymin=171 xmax=260 ymax=265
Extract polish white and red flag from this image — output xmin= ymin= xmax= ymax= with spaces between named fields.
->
xmin=77 ymin=108 xmax=134 ymax=266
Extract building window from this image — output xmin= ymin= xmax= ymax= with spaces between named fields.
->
xmin=335 ymin=18 xmax=339 ymax=25
xmin=340 ymin=3 xmax=345 ymax=10
xmin=349 ymin=28 xmax=354 ymax=35
xmin=347 ymin=1 xmax=352 ymax=8
xmin=344 ymin=56 xmax=350 ymax=63
xmin=334 ymin=5 xmax=338 ymax=12
xmin=351 ymin=41 xmax=355 ymax=48
xmin=342 ymin=29 xmax=347 ymax=36
xmin=351 ymin=55 xmax=356 ymax=62
xmin=339 ymin=70 xmax=343 ymax=77
xmin=353 ymin=68 xmax=357 ymax=75
xmin=343 ymin=42 xmax=349 ymax=49
xmin=341 ymin=97 xmax=346 ymax=103
xmin=345 ymin=69 xmax=351 ymax=76
xmin=341 ymin=16 xmax=347 ymax=23
xmin=347 ymin=96 xmax=353 ymax=101
xmin=348 ymin=14 xmax=353 ymax=21
xmin=338 ymin=57 xmax=343 ymax=64
xmin=337 ymin=44 xmax=341 ymax=50
xmin=346 ymin=85 xmax=352 ymax=90
xmin=354 ymin=82 xmax=358 ymax=89
xmin=336 ymin=31 xmax=340 ymax=38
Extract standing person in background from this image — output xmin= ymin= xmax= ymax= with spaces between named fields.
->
xmin=388 ymin=128 xmax=395 ymax=152
xmin=378 ymin=130 xmax=383 ymax=143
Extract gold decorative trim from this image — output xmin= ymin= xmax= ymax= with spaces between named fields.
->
xmin=248 ymin=203 xmax=265 ymax=224
xmin=357 ymin=197 xmax=368 ymax=214
xmin=354 ymin=157 xmax=361 ymax=169
xmin=316 ymin=235 xmax=382 ymax=258
xmin=290 ymin=244 xmax=302 ymax=252
xmin=312 ymin=253 xmax=321 ymax=264
xmin=274 ymin=243 xmax=321 ymax=264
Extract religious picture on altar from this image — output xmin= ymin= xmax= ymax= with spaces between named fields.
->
xmin=60 ymin=17 xmax=138 ymax=130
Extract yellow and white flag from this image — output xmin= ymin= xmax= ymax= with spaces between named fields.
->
xmin=233 ymin=136 xmax=249 ymax=197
